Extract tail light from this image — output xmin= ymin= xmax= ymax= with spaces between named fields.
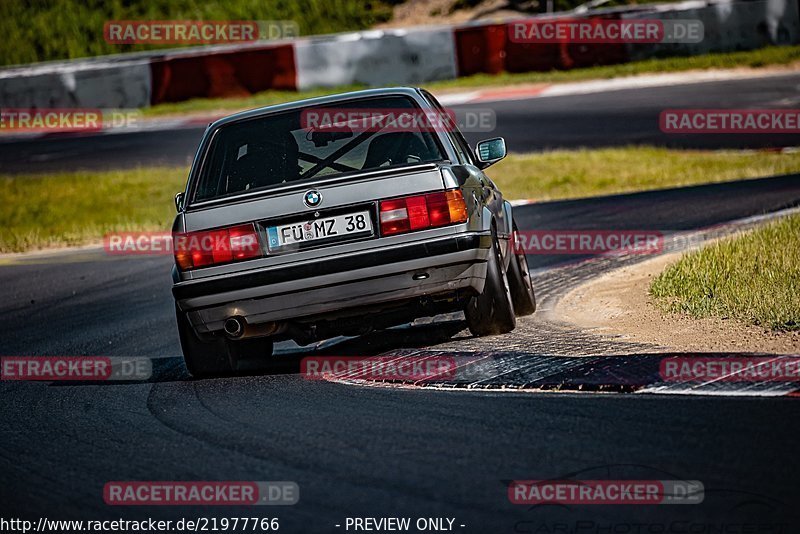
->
xmin=379 ymin=189 xmax=468 ymax=237
xmin=173 ymin=223 xmax=261 ymax=271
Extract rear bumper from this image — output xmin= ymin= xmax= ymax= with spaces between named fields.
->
xmin=173 ymin=232 xmax=492 ymax=333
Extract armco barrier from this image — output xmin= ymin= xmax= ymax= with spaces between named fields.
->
xmin=0 ymin=60 xmax=151 ymax=109
xmin=294 ymin=28 xmax=457 ymax=90
xmin=624 ymin=0 xmax=800 ymax=59
xmin=149 ymin=44 xmax=296 ymax=104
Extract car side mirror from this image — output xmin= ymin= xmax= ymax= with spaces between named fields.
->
xmin=174 ymin=192 xmax=185 ymax=212
xmin=475 ymin=137 xmax=506 ymax=168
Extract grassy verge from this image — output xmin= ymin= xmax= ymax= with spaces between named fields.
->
xmin=2 ymin=147 xmax=799 ymax=253
xmin=144 ymin=85 xmax=367 ymax=117
xmin=0 ymin=167 xmax=187 ymax=253
xmin=0 ymin=0 xmax=396 ymax=67
xmin=650 ymin=214 xmax=800 ymax=331
xmin=143 ymin=45 xmax=800 ymax=117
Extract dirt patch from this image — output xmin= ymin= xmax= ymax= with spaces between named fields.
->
xmin=375 ymin=0 xmax=524 ymax=28
xmin=555 ymin=252 xmax=800 ymax=354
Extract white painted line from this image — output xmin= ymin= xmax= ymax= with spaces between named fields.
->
xmin=436 ymin=91 xmax=484 ymax=106
xmin=434 ymin=68 xmax=800 ymax=106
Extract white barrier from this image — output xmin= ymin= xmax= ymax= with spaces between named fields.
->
xmin=294 ymin=27 xmax=457 ymax=90
xmin=624 ymin=0 xmax=800 ymax=59
xmin=0 ymin=60 xmax=151 ymax=109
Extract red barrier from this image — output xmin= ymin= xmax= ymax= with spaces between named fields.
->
xmin=147 ymin=17 xmax=632 ymax=106
xmin=504 ymin=36 xmax=567 ymax=72
xmin=565 ymin=15 xmax=630 ymax=68
xmin=505 ymin=16 xmax=631 ymax=72
xmin=150 ymin=44 xmax=296 ymax=105
xmin=455 ymin=16 xmax=631 ymax=76
xmin=454 ymin=24 xmax=506 ymax=76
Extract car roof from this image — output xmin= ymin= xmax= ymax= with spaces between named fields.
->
xmin=208 ymin=87 xmax=427 ymax=130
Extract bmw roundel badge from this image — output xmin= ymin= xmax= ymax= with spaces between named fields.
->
xmin=303 ymin=189 xmax=322 ymax=208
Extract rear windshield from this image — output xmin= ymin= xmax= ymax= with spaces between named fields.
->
xmin=191 ymin=95 xmax=446 ymax=203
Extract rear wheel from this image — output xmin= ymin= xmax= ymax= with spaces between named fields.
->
xmin=176 ymin=304 xmax=232 ymax=377
xmin=176 ymin=305 xmax=275 ymax=377
xmin=227 ymin=336 xmax=276 ymax=373
xmin=506 ymin=221 xmax=536 ymax=316
xmin=464 ymin=228 xmax=516 ymax=336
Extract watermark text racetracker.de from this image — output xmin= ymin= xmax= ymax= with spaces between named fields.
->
xmin=1 ymin=356 xmax=151 ymax=381
xmin=0 ymin=108 xmax=141 ymax=134
xmin=104 ymin=481 xmax=298 ymax=506
xmin=509 ymin=18 xmax=703 ymax=44
xmin=512 ymin=230 xmax=663 ymax=255
xmin=104 ymin=231 xmax=258 ymax=256
xmin=660 ymin=356 xmax=800 ymax=382
xmin=301 ymin=355 xmax=498 ymax=382
xmin=660 ymin=109 xmax=800 ymax=133
xmin=509 ymin=479 xmax=704 ymax=505
xmin=300 ymin=107 xmax=496 ymax=133
xmin=104 ymin=20 xmax=299 ymax=44
xmin=302 ymin=356 xmax=457 ymax=381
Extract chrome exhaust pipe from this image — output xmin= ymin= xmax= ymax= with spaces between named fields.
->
xmin=223 ymin=316 xmax=283 ymax=339
xmin=223 ymin=317 xmax=244 ymax=339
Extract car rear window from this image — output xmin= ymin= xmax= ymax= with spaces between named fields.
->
xmin=191 ymin=95 xmax=446 ymax=203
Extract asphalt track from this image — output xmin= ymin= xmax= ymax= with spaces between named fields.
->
xmin=1 ymin=72 xmax=800 ymax=173
xmin=2 ymin=170 xmax=800 ymax=530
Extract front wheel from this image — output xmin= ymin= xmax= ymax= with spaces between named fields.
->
xmin=464 ymin=229 xmax=516 ymax=336
xmin=506 ymin=222 xmax=536 ymax=316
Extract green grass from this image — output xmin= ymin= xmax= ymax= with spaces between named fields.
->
xmin=142 ymin=44 xmax=800 ymax=117
xmin=144 ymin=85 xmax=368 ymax=117
xmin=0 ymin=0 xmax=709 ymax=67
xmin=0 ymin=167 xmax=187 ymax=252
xmin=0 ymin=0 xmax=398 ymax=67
xmin=650 ymin=214 xmax=800 ymax=331
xmin=2 ymin=147 xmax=799 ymax=253
xmin=487 ymin=147 xmax=800 ymax=201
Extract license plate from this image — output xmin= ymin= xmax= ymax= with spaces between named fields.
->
xmin=266 ymin=211 xmax=372 ymax=250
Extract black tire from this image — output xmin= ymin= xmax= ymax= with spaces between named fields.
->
xmin=176 ymin=305 xmax=275 ymax=377
xmin=507 ymin=222 xmax=536 ymax=316
xmin=226 ymin=336 xmax=276 ymax=374
xmin=464 ymin=228 xmax=516 ymax=336
xmin=176 ymin=304 xmax=233 ymax=377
